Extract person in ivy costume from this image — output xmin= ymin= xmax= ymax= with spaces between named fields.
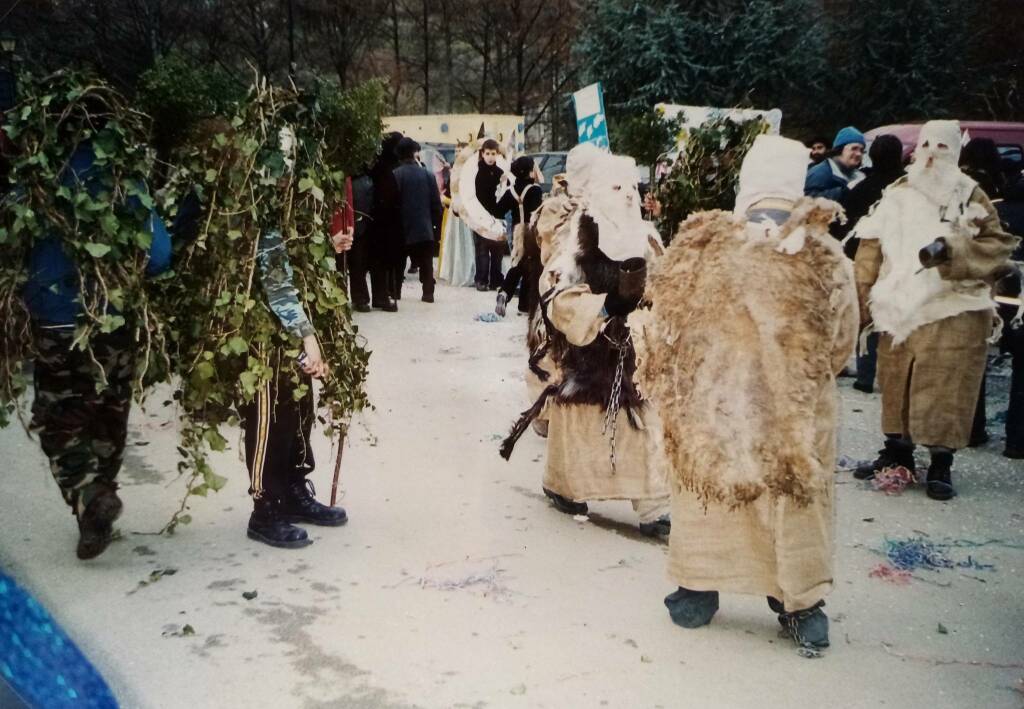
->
xmin=22 ymin=141 xmax=171 ymax=560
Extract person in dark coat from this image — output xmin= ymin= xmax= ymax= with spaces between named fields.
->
xmin=474 ymin=138 xmax=507 ymax=291
xmin=393 ymin=137 xmax=443 ymax=302
xmin=345 ymin=170 xmax=396 ymax=312
xmin=494 ymin=156 xmax=544 ymax=316
xmin=962 ymin=139 xmax=1022 ymax=451
xmin=369 ymin=132 xmax=406 ymax=303
xmin=833 ymin=134 xmax=905 ymax=394
xmin=836 ymin=134 xmax=905 ymax=393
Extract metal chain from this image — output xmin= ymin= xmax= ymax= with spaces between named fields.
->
xmin=602 ymin=330 xmax=630 ymax=475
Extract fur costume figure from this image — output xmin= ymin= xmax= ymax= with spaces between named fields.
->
xmin=636 ymin=135 xmax=858 ymax=647
xmin=502 ymin=144 xmax=670 ymax=529
xmin=852 ymin=120 xmax=1018 ymax=499
xmin=451 ymin=140 xmax=510 ymax=241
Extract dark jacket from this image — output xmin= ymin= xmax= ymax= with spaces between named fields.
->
xmin=369 ymin=158 xmax=404 ymax=267
xmin=475 ymin=160 xmax=505 ymax=218
xmin=351 ymin=174 xmax=374 ymax=242
xmin=834 ymin=166 xmax=904 ymax=258
xmin=393 ymin=159 xmax=442 ymax=246
xmin=495 ymin=178 xmax=543 ymax=226
xmin=22 ymin=142 xmax=171 ymax=325
xmin=805 ymin=158 xmax=863 ymax=202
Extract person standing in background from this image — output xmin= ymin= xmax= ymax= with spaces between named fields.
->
xmin=393 ymin=137 xmax=443 ymax=303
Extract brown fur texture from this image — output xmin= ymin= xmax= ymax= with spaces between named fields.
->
xmin=637 ymin=198 xmax=857 ymax=508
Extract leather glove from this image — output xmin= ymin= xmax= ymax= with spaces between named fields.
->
xmin=605 ymin=257 xmax=647 ymax=316
xmin=918 ymin=237 xmax=950 ymax=269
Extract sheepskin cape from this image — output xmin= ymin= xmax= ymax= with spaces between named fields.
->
xmin=636 ymin=198 xmax=859 ymax=509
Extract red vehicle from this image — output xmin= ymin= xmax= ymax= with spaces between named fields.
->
xmin=865 ymin=121 xmax=1024 ymax=176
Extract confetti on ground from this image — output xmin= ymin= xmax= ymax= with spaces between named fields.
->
xmin=475 ymin=312 xmax=501 ymax=323
xmin=871 ymin=465 xmax=918 ymax=494
xmin=883 ymin=537 xmax=997 ymax=573
xmin=869 ymin=563 xmax=912 ymax=585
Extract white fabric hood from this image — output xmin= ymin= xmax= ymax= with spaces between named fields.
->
xmin=565 ymin=144 xmax=647 ymax=261
xmin=734 ymin=135 xmax=810 ymax=216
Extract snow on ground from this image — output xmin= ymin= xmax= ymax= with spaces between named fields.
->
xmin=1 ymin=280 xmax=1023 ymax=708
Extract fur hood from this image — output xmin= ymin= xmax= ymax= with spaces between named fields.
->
xmin=636 ymin=198 xmax=858 ymax=508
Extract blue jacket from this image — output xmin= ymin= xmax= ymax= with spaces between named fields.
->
xmin=22 ymin=143 xmax=171 ymax=325
xmin=804 ymin=158 xmax=864 ymax=202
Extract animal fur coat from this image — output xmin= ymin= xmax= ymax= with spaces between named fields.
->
xmin=636 ymin=198 xmax=859 ymax=509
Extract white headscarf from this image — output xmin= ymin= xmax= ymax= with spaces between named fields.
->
xmin=734 ymin=135 xmax=810 ymax=216
xmin=565 ymin=144 xmax=647 ymax=261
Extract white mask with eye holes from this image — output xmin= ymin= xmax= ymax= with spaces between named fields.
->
xmin=584 ymin=153 xmax=647 ymax=261
xmin=279 ymin=125 xmax=297 ymax=175
xmin=907 ymin=120 xmax=964 ymax=206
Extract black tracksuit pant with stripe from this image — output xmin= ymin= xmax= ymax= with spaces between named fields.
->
xmin=239 ymin=362 xmax=315 ymax=500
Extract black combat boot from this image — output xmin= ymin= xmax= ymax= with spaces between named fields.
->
xmin=281 ymin=480 xmax=348 ymax=526
xmin=778 ymin=601 xmax=830 ymax=651
xmin=76 ymin=485 xmax=123 ymax=560
xmin=926 ymin=450 xmax=955 ymax=501
xmin=248 ymin=496 xmax=313 ymax=548
xmin=373 ymin=296 xmax=398 ymax=313
xmin=854 ymin=436 xmax=916 ymax=480
xmin=664 ymin=587 xmax=719 ymax=628
xmin=542 ymin=487 xmax=588 ymax=515
xmin=639 ymin=515 xmax=671 ymax=538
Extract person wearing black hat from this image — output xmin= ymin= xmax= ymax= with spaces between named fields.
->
xmin=393 ymin=136 xmax=442 ymax=302
xmin=368 ymin=132 xmax=406 ymax=306
xmin=493 ymin=156 xmax=544 ymax=316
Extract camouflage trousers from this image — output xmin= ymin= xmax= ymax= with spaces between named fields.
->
xmin=30 ymin=325 xmax=134 ymax=513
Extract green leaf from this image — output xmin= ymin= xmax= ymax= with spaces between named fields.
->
xmin=239 ymin=371 xmax=258 ymax=396
xmin=98 ymin=314 xmax=126 ymax=333
xmin=203 ymin=428 xmax=228 ymax=452
xmin=227 ymin=336 xmax=248 ymax=355
xmin=196 ymin=361 xmax=215 ymax=380
xmin=84 ymin=242 xmax=112 ymax=258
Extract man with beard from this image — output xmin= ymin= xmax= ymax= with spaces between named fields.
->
xmin=500 ymin=144 xmax=671 ymax=536
xmin=852 ymin=120 xmax=1018 ymax=500
xmin=637 ymin=135 xmax=858 ymax=654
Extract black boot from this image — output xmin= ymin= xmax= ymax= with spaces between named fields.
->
xmin=281 ymin=479 xmax=348 ymax=526
xmin=639 ymin=515 xmax=671 ymax=538
xmin=248 ymin=497 xmax=313 ymax=549
xmin=664 ymin=587 xmax=719 ymax=628
xmin=779 ymin=601 xmax=830 ymax=651
xmin=373 ymin=296 xmax=398 ymax=312
xmin=542 ymin=487 xmax=588 ymax=515
xmin=76 ymin=485 xmax=123 ymax=560
xmin=854 ymin=436 xmax=915 ymax=480
xmin=926 ymin=450 xmax=955 ymax=501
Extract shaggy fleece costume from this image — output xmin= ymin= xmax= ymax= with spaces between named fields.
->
xmin=504 ymin=145 xmax=670 ymax=520
xmin=636 ymin=195 xmax=859 ymax=611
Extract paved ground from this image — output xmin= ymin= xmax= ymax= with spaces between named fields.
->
xmin=1 ymin=281 xmax=1023 ymax=708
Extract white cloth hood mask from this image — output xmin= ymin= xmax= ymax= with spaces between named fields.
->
xmin=565 ymin=143 xmax=647 ymax=261
xmin=907 ymin=120 xmax=965 ymax=206
xmin=734 ymin=134 xmax=810 ymax=216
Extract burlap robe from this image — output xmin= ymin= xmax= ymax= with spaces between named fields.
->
xmin=542 ymin=285 xmax=670 ymax=503
xmin=855 ymin=185 xmax=1017 ymax=449
xmin=636 ymin=202 xmax=859 ymax=612
xmin=667 ymin=378 xmax=839 ymax=611
xmin=878 ymin=310 xmax=992 ymax=448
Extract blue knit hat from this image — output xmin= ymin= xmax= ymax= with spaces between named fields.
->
xmin=832 ymin=126 xmax=865 ymax=150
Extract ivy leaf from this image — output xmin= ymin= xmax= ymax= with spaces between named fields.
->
xmin=203 ymin=428 xmax=228 ymax=452
xmin=227 ymin=336 xmax=248 ymax=355
xmin=239 ymin=371 xmax=258 ymax=395
xmin=84 ymin=242 xmax=112 ymax=258
xmin=196 ymin=361 xmax=215 ymax=380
